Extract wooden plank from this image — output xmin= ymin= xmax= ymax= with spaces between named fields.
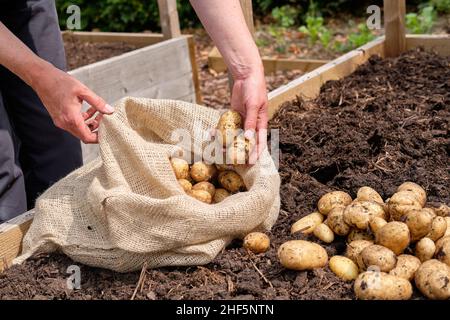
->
xmin=240 ymin=0 xmax=255 ymax=35
xmin=267 ymin=37 xmax=385 ymax=120
xmin=406 ymin=34 xmax=450 ymax=56
xmin=384 ymin=0 xmax=406 ymax=57
xmin=208 ymin=46 xmax=329 ymax=73
xmin=157 ymin=0 xmax=181 ymax=40
xmin=187 ymin=36 xmax=203 ymax=104
xmin=62 ymin=31 xmax=164 ymax=47
xmin=0 ymin=210 xmax=34 ymax=272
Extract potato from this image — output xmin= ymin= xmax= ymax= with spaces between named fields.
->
xmin=192 ymin=181 xmax=216 ymax=197
xmin=277 ymin=240 xmax=328 ymax=271
xmin=415 ymin=259 xmax=450 ymax=300
xmin=228 ymin=136 xmax=250 ymax=165
xmin=215 ymin=163 xmax=234 ymax=172
xmin=345 ymin=240 xmax=373 ymax=263
xmin=388 ymin=191 xmax=422 ymax=221
xmin=178 ymin=179 xmax=192 ymax=192
xmin=218 ymin=171 xmax=245 ymax=193
xmin=329 ymin=256 xmax=359 ymax=281
xmin=389 ymin=254 xmax=421 ymax=281
xmin=422 ymin=207 xmax=436 ymax=218
xmin=343 ymin=201 xmax=386 ymax=230
xmin=354 ymin=271 xmax=412 ymax=300
xmin=405 ymin=209 xmax=433 ymax=241
xmin=317 ymin=191 xmax=352 ymax=215
xmin=188 ymin=190 xmax=212 ymax=204
xmin=415 ymin=237 xmax=436 ymax=262
xmin=369 ymin=217 xmax=387 ymax=234
xmin=327 ymin=207 xmax=351 ymax=236
xmin=435 ymin=236 xmax=450 ymax=267
xmin=426 ymin=216 xmax=447 ymax=241
xmin=213 ymin=188 xmax=230 ymax=203
xmin=170 ymin=157 xmax=190 ymax=180
xmin=190 ymin=162 xmax=217 ymax=182
xmin=291 ymin=212 xmax=324 ymax=235
xmin=243 ymin=232 xmax=270 ymax=253
xmin=347 ymin=229 xmax=374 ymax=243
xmin=397 ymin=181 xmax=427 ymax=207
xmin=375 ymin=222 xmax=410 ymax=255
xmin=444 ymin=217 xmax=450 ymax=237
xmin=217 ymin=110 xmax=243 ymax=147
xmin=357 ymin=244 xmax=397 ymax=272
xmin=313 ymin=223 xmax=334 ymax=243
xmin=432 ymin=203 xmax=450 ymax=217
xmin=356 ymin=186 xmax=384 ymax=204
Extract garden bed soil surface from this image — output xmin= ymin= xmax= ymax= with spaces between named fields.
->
xmin=1 ymin=48 xmax=448 ymax=300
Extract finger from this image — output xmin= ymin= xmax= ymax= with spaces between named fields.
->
xmin=78 ymin=87 xmax=114 ymax=115
xmin=256 ymin=107 xmax=269 ymax=158
xmin=82 ymin=106 xmax=97 ymax=120
xmin=88 ymin=113 xmax=104 ymax=132
xmin=244 ymin=105 xmax=258 ymax=139
xmin=67 ymin=113 xmax=98 ymax=144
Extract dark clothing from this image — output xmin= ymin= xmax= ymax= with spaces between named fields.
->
xmin=0 ymin=0 xmax=82 ymax=222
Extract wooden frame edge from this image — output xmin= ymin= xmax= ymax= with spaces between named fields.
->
xmin=61 ymin=31 xmax=165 ymax=48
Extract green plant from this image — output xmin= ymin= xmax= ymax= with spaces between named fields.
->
xmin=299 ymin=15 xmax=332 ymax=47
xmin=430 ymin=0 xmax=450 ymax=13
xmin=334 ymin=23 xmax=376 ymax=52
xmin=268 ymin=25 xmax=287 ymax=53
xmin=406 ymin=5 xmax=437 ymax=34
xmin=271 ymin=5 xmax=299 ymax=28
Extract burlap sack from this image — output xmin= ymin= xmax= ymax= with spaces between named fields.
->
xmin=16 ymin=98 xmax=280 ymax=272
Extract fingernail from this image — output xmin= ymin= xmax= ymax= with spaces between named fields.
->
xmin=244 ymin=129 xmax=255 ymax=140
xmin=105 ymin=104 xmax=114 ymax=113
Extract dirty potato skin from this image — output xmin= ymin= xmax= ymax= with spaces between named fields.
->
xmin=218 ymin=171 xmax=245 ymax=193
xmin=343 ymin=201 xmax=386 ymax=230
xmin=347 ymin=229 xmax=374 ymax=243
xmin=327 ymin=207 xmax=351 ymax=236
xmin=435 ymin=236 xmax=450 ymax=267
xmin=329 ymin=256 xmax=359 ymax=281
xmin=190 ymin=162 xmax=217 ymax=182
xmin=277 ymin=240 xmax=328 ymax=271
xmin=243 ymin=232 xmax=270 ymax=254
xmin=356 ymin=186 xmax=384 ymax=204
xmin=389 ymin=254 xmax=421 ymax=281
xmin=291 ymin=211 xmax=324 ymax=234
xmin=426 ymin=216 xmax=447 ymax=241
xmin=188 ymin=189 xmax=212 ymax=204
xmin=170 ymin=158 xmax=190 ymax=180
xmin=397 ymin=181 xmax=427 ymax=207
xmin=217 ymin=110 xmax=243 ymax=147
xmin=369 ymin=217 xmax=387 ymax=234
xmin=346 ymin=240 xmax=374 ymax=263
xmin=405 ymin=209 xmax=433 ymax=241
xmin=415 ymin=259 xmax=450 ymax=300
xmin=388 ymin=191 xmax=423 ymax=221
xmin=178 ymin=179 xmax=192 ymax=192
xmin=192 ymin=181 xmax=216 ymax=197
xmin=213 ymin=188 xmax=230 ymax=203
xmin=313 ymin=223 xmax=334 ymax=243
xmin=375 ymin=221 xmax=410 ymax=255
xmin=317 ymin=191 xmax=352 ymax=215
xmin=354 ymin=271 xmax=413 ymax=300
xmin=415 ymin=237 xmax=436 ymax=262
xmin=357 ymin=244 xmax=397 ymax=272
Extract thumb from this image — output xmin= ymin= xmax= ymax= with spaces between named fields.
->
xmin=79 ymin=87 xmax=114 ymax=114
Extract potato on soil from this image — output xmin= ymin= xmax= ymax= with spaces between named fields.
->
xmin=354 ymin=271 xmax=412 ymax=300
xmin=388 ymin=191 xmax=422 ymax=221
xmin=405 ymin=209 xmax=433 ymax=241
xmin=356 ymin=186 xmax=384 ymax=204
xmin=218 ymin=171 xmax=245 ymax=193
xmin=327 ymin=207 xmax=351 ymax=236
xmin=346 ymin=240 xmax=373 ymax=263
xmin=317 ymin=191 xmax=352 ymax=215
xmin=188 ymin=189 xmax=212 ymax=204
xmin=178 ymin=179 xmax=192 ymax=192
xmin=375 ymin=221 xmax=410 ymax=255
xmin=357 ymin=244 xmax=397 ymax=272
xmin=432 ymin=203 xmax=450 ymax=217
xmin=389 ymin=254 xmax=421 ymax=281
xmin=329 ymin=256 xmax=359 ymax=281
xmin=192 ymin=181 xmax=216 ymax=197
xmin=397 ymin=181 xmax=427 ymax=207
xmin=369 ymin=217 xmax=387 ymax=234
xmin=435 ymin=236 xmax=450 ymax=267
xmin=170 ymin=158 xmax=190 ymax=180
xmin=343 ymin=201 xmax=386 ymax=230
xmin=291 ymin=211 xmax=324 ymax=235
xmin=243 ymin=232 xmax=270 ymax=254
xmin=313 ymin=223 xmax=334 ymax=243
xmin=277 ymin=240 xmax=328 ymax=271
xmin=426 ymin=216 xmax=447 ymax=241
xmin=190 ymin=162 xmax=217 ymax=182
xmin=213 ymin=188 xmax=230 ymax=203
xmin=415 ymin=237 xmax=436 ymax=262
xmin=347 ymin=228 xmax=374 ymax=243
xmin=415 ymin=259 xmax=450 ymax=300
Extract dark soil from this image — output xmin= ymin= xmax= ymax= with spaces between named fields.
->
xmin=1 ymin=48 xmax=448 ymax=300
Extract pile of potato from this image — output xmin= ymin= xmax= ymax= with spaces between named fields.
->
xmin=243 ymin=182 xmax=450 ymax=300
xmin=170 ymin=110 xmax=249 ymax=204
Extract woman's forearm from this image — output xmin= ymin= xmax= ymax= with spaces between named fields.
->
xmin=190 ymin=0 xmax=263 ymax=79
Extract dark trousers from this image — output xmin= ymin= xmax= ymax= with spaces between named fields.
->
xmin=0 ymin=0 xmax=82 ymax=222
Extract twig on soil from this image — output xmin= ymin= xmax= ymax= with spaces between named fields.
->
xmin=131 ymin=262 xmax=148 ymax=300
xmin=250 ymin=260 xmax=273 ymax=288
xmin=323 ymin=282 xmax=336 ymax=290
